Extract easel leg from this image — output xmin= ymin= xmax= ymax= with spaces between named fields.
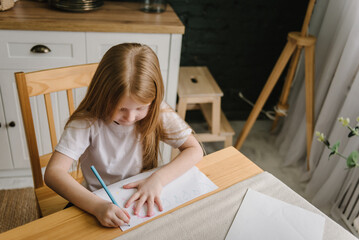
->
xmin=271 ymin=46 xmax=303 ymax=130
xmin=305 ymin=44 xmax=315 ymax=170
xmin=234 ymin=40 xmax=297 ymax=149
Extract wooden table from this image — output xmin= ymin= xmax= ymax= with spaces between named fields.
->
xmin=0 ymin=147 xmax=263 ymax=240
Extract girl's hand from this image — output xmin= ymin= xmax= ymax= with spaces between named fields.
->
xmin=123 ymin=173 xmax=164 ymax=217
xmin=93 ymin=201 xmax=131 ymax=228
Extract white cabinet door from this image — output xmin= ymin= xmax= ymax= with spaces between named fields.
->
xmin=0 ymin=70 xmax=30 ymax=169
xmin=0 ymin=89 xmax=13 ymax=170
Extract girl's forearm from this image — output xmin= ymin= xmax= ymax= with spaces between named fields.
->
xmin=154 ymin=136 xmax=203 ymax=186
xmin=45 ymin=167 xmax=105 ymax=215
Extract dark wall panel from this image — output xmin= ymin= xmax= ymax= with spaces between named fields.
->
xmin=169 ymin=0 xmax=308 ymax=120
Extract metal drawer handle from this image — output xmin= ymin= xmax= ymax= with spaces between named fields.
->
xmin=30 ymin=45 xmax=51 ymax=53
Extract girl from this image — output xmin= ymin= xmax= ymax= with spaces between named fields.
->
xmin=44 ymin=43 xmax=203 ymax=228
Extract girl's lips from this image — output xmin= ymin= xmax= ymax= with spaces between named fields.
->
xmin=117 ymin=120 xmax=135 ymax=125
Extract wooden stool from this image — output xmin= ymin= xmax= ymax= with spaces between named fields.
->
xmin=177 ymin=66 xmax=235 ymax=148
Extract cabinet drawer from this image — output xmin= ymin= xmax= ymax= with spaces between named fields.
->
xmin=0 ymin=30 xmax=86 ymax=70
xmin=86 ymin=32 xmax=170 ymax=71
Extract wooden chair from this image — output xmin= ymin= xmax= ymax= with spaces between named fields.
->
xmin=15 ymin=63 xmax=98 ymax=217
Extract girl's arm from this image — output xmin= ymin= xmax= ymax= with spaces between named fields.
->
xmin=123 ymin=134 xmax=203 ymax=216
xmin=44 ymin=151 xmax=130 ymax=227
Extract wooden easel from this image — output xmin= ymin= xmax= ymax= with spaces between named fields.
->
xmin=234 ymin=0 xmax=316 ymax=170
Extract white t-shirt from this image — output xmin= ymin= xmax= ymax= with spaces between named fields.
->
xmin=55 ymin=102 xmax=192 ymax=191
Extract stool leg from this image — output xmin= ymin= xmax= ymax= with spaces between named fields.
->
xmin=234 ymin=39 xmax=297 ymax=150
xmin=225 ymin=136 xmax=233 ymax=147
xmin=212 ymin=98 xmax=221 ymax=135
xmin=304 ymin=44 xmax=315 ymax=171
xmin=177 ymin=98 xmax=188 ymax=120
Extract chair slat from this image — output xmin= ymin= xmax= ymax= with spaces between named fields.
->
xmin=67 ymin=89 xmax=75 ymax=115
xmin=44 ymin=93 xmax=57 ymax=151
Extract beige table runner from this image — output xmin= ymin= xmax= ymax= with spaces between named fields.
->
xmin=115 ymin=171 xmax=357 ymax=240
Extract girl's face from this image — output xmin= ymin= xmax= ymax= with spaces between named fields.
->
xmin=112 ymin=95 xmax=151 ymax=126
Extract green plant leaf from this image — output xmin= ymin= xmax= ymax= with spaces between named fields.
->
xmin=346 ymin=151 xmax=359 ymax=168
xmin=329 ymin=141 xmax=340 ymax=158
xmin=349 ymin=126 xmax=359 ymax=137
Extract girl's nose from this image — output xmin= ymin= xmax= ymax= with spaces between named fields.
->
xmin=125 ymin=110 xmax=136 ymax=122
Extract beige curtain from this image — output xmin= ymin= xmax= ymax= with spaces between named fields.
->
xmin=275 ymin=0 xmax=359 ymax=210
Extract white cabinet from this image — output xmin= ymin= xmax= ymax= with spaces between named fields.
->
xmin=0 ymin=30 xmax=182 ymax=176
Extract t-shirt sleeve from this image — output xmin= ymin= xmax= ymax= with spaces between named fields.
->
xmin=55 ymin=119 xmax=93 ymax=161
xmin=160 ymin=102 xmax=193 ymax=149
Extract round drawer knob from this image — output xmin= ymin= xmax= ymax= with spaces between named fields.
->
xmin=30 ymin=45 xmax=51 ymax=53
xmin=8 ymin=121 xmax=16 ymax=127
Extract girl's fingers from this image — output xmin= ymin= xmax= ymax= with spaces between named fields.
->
xmin=125 ymin=192 xmax=140 ymax=208
xmin=154 ymin=196 xmax=163 ymax=212
xmin=147 ymin=198 xmax=154 ymax=217
xmin=123 ymin=208 xmax=131 ymax=219
xmin=115 ymin=208 xmax=130 ymax=223
xmin=134 ymin=196 xmax=147 ymax=215
xmin=111 ymin=217 xmax=121 ymax=227
xmin=105 ymin=218 xmax=117 ymax=228
xmin=123 ymin=181 xmax=138 ymax=189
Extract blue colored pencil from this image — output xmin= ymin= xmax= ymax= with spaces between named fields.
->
xmin=90 ymin=165 xmax=119 ymax=207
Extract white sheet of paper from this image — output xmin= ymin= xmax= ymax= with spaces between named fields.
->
xmin=225 ymin=188 xmax=325 ymax=240
xmin=93 ymin=166 xmax=218 ymax=231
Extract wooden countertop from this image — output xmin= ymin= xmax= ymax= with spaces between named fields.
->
xmin=0 ymin=0 xmax=185 ymax=34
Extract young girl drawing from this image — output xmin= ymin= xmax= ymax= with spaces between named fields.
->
xmin=44 ymin=43 xmax=203 ymax=228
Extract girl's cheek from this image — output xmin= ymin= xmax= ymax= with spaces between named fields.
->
xmin=139 ymin=111 xmax=149 ymax=120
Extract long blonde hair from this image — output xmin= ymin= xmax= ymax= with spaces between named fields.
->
xmin=67 ymin=43 xmax=165 ymax=171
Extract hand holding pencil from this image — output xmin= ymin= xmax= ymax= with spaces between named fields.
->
xmin=91 ymin=165 xmax=131 ymax=228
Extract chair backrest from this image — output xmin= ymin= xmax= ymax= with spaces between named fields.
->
xmin=15 ymin=63 xmax=98 ymax=189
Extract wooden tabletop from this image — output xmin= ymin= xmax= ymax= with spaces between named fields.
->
xmin=0 ymin=0 xmax=185 ymax=34
xmin=0 ymin=147 xmax=263 ymax=240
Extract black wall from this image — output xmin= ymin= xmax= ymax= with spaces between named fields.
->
xmin=168 ymin=0 xmax=308 ymax=121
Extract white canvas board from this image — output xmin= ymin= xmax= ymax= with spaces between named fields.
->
xmin=225 ymin=188 xmax=325 ymax=240
xmin=93 ymin=166 xmax=218 ymax=231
